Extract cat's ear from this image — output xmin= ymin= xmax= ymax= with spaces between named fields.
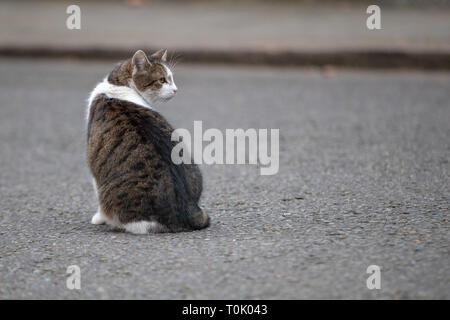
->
xmin=151 ymin=49 xmax=167 ymax=62
xmin=132 ymin=50 xmax=151 ymax=71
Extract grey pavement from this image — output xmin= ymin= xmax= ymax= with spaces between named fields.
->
xmin=1 ymin=1 xmax=449 ymax=53
xmin=0 ymin=58 xmax=449 ymax=299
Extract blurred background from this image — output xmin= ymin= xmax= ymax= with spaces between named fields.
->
xmin=0 ymin=0 xmax=449 ymax=68
xmin=0 ymin=0 xmax=449 ymax=299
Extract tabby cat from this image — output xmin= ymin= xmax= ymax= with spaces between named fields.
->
xmin=86 ymin=49 xmax=209 ymax=234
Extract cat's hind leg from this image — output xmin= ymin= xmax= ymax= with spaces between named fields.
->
xmin=123 ymin=220 xmax=169 ymax=234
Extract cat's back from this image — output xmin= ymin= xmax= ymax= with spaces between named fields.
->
xmin=87 ymin=94 xmax=173 ymax=187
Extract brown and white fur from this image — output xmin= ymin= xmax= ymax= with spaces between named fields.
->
xmin=86 ymin=49 xmax=209 ymax=234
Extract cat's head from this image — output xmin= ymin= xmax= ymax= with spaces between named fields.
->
xmin=130 ymin=49 xmax=177 ymax=104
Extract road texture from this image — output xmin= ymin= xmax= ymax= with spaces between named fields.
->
xmin=0 ymin=58 xmax=449 ymax=299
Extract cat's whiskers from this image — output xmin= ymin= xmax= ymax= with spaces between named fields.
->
xmin=167 ymin=52 xmax=181 ymax=70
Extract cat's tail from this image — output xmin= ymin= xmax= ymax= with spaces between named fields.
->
xmin=186 ymin=206 xmax=210 ymax=231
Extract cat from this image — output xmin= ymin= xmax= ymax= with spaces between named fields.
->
xmin=86 ymin=49 xmax=210 ymax=234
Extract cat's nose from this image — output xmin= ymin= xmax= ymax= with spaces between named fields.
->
xmin=173 ymin=89 xmax=177 ymax=94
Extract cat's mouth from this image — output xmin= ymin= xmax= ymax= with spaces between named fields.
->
xmin=159 ymin=94 xmax=175 ymax=101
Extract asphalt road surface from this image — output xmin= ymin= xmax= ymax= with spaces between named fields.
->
xmin=0 ymin=58 xmax=448 ymax=299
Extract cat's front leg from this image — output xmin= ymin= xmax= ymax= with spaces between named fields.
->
xmin=91 ymin=208 xmax=107 ymax=225
xmin=91 ymin=178 xmax=106 ymax=225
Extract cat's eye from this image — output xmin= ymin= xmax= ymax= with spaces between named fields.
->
xmin=160 ymin=77 xmax=166 ymax=83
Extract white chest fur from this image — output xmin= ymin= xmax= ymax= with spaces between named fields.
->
xmin=86 ymin=79 xmax=152 ymax=122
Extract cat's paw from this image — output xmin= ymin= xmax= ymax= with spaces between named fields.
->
xmin=91 ymin=212 xmax=106 ymax=225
